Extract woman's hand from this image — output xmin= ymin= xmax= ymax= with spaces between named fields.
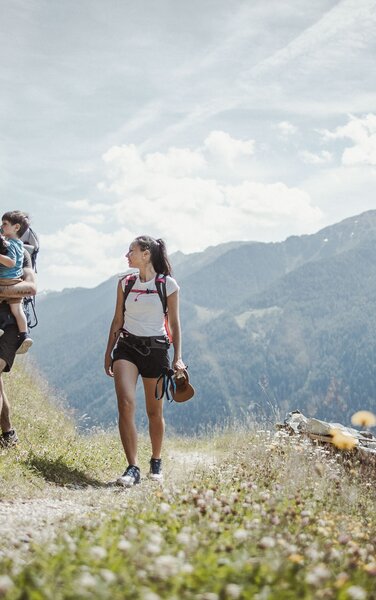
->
xmin=104 ymin=353 xmax=114 ymax=377
xmin=173 ymin=358 xmax=186 ymax=372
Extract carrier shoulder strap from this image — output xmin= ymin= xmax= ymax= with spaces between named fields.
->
xmin=21 ymin=226 xmax=40 ymax=272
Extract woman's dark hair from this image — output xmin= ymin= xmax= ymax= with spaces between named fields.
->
xmin=135 ymin=235 xmax=172 ymax=276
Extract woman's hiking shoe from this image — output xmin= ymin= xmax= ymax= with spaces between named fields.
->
xmin=16 ymin=333 xmax=33 ymax=355
xmin=149 ymin=458 xmax=163 ymax=481
xmin=116 ymin=465 xmax=140 ymax=487
xmin=0 ymin=429 xmax=19 ymax=448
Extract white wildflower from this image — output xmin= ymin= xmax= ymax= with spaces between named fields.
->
xmin=100 ymin=569 xmax=117 ymax=584
xmin=118 ymin=539 xmax=132 ymax=552
xmin=77 ymin=572 xmax=97 ymax=589
xmin=89 ymin=546 xmax=107 ymax=560
xmin=234 ymin=529 xmax=248 ymax=542
xmin=0 ymin=576 xmax=14 ymax=595
xmin=145 ymin=543 xmax=161 ymax=555
xmin=305 ymin=547 xmax=322 ymax=562
xmin=176 ymin=532 xmax=191 ymax=545
xmin=126 ymin=526 xmax=138 ymax=539
xmin=258 ymin=536 xmax=275 ymax=549
xmin=181 ymin=563 xmax=194 ymax=574
xmin=149 ymin=532 xmax=163 ymax=546
xmin=159 ymin=502 xmax=170 ymax=514
xmin=141 ymin=590 xmax=161 ymax=600
xmin=154 ymin=555 xmax=181 ymax=579
xmin=346 ymin=586 xmax=367 ymax=600
xmin=225 ymin=583 xmax=242 ymax=599
xmin=305 ymin=564 xmax=331 ymax=586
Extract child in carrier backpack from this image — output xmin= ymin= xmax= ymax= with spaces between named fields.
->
xmin=0 ymin=210 xmax=33 ymax=354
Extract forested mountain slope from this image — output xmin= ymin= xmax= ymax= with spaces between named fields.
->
xmin=32 ymin=210 xmax=376 ymax=431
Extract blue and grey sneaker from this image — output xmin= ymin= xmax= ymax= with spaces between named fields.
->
xmin=116 ymin=465 xmax=141 ymax=487
xmin=149 ymin=458 xmax=163 ymax=481
xmin=0 ymin=429 xmax=19 ymax=448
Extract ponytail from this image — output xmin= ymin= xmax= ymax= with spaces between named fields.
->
xmin=135 ymin=235 xmax=172 ymax=276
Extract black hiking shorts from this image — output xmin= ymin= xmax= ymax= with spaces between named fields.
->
xmin=0 ymin=324 xmax=19 ymax=372
xmin=112 ymin=337 xmax=170 ymax=378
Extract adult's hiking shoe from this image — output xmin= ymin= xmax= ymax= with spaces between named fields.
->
xmin=16 ymin=333 xmax=33 ymax=355
xmin=149 ymin=458 xmax=163 ymax=481
xmin=116 ymin=465 xmax=140 ymax=487
xmin=0 ymin=429 xmax=19 ymax=448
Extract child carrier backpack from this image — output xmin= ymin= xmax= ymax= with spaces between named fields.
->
xmin=20 ymin=227 xmax=40 ymax=329
xmin=122 ymin=272 xmax=171 ymax=340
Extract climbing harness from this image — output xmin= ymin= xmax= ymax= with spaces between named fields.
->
xmin=118 ymin=329 xmax=170 ymax=357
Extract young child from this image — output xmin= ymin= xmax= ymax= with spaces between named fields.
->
xmin=0 ymin=211 xmax=33 ymax=354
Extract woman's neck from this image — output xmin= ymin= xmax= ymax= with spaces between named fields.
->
xmin=138 ymin=264 xmax=156 ymax=283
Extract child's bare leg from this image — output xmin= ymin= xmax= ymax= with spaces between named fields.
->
xmin=9 ymin=302 xmax=33 ymax=354
xmin=9 ymin=303 xmax=28 ymax=333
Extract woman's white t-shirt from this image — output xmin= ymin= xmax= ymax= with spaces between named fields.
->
xmin=120 ymin=272 xmax=179 ymax=337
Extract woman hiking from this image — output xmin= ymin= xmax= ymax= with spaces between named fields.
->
xmin=104 ymin=235 xmax=186 ymax=487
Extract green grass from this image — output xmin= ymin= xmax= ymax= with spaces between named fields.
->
xmin=1 ymin=365 xmax=376 ymax=599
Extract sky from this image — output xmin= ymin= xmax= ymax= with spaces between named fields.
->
xmin=1 ymin=0 xmax=376 ymax=291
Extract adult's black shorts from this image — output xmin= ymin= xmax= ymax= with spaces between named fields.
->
xmin=112 ymin=338 xmax=170 ymax=378
xmin=0 ymin=324 xmax=19 ymax=372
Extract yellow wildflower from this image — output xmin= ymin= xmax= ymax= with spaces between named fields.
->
xmin=330 ymin=428 xmax=358 ymax=450
xmin=351 ymin=411 xmax=376 ymax=428
xmin=288 ymin=553 xmax=304 ymax=564
xmin=364 ymin=562 xmax=376 ymax=576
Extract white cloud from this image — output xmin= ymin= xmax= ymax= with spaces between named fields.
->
xmin=300 ymin=150 xmax=333 ymax=165
xmin=277 ymin=121 xmax=298 ymax=137
xmin=322 ymin=113 xmax=376 ymax=166
xmin=203 ymin=130 xmax=255 ymax=165
xmin=98 ymin=131 xmax=322 ymax=254
xmin=39 ymin=223 xmax=134 ymax=290
xmin=39 ymin=131 xmax=323 ymax=290
xmin=67 ymin=199 xmax=112 ymax=213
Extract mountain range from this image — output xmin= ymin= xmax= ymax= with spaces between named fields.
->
xmin=31 ymin=210 xmax=376 ymax=432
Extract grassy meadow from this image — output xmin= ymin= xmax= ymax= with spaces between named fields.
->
xmin=0 ymin=364 xmax=376 ymax=599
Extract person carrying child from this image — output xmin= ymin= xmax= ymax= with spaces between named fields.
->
xmin=0 ymin=211 xmax=33 ymax=354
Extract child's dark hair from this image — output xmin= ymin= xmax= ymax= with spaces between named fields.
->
xmin=2 ymin=210 xmax=30 ymax=238
xmin=135 ymin=235 xmax=172 ymax=276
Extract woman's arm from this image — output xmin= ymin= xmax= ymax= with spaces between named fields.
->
xmin=167 ymin=290 xmax=186 ymax=371
xmin=104 ymin=280 xmax=125 ymax=377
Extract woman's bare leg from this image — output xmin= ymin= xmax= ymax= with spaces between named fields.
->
xmin=143 ymin=377 xmax=164 ymax=459
xmin=113 ymin=360 xmax=139 ymax=465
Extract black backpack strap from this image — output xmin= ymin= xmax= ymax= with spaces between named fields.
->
xmin=155 ymin=274 xmax=167 ymax=315
xmin=122 ymin=274 xmax=137 ymax=311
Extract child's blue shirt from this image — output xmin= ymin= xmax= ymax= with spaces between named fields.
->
xmin=0 ymin=238 xmax=24 ymax=278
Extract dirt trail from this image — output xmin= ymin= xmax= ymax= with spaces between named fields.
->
xmin=0 ymin=449 xmax=219 ymax=560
